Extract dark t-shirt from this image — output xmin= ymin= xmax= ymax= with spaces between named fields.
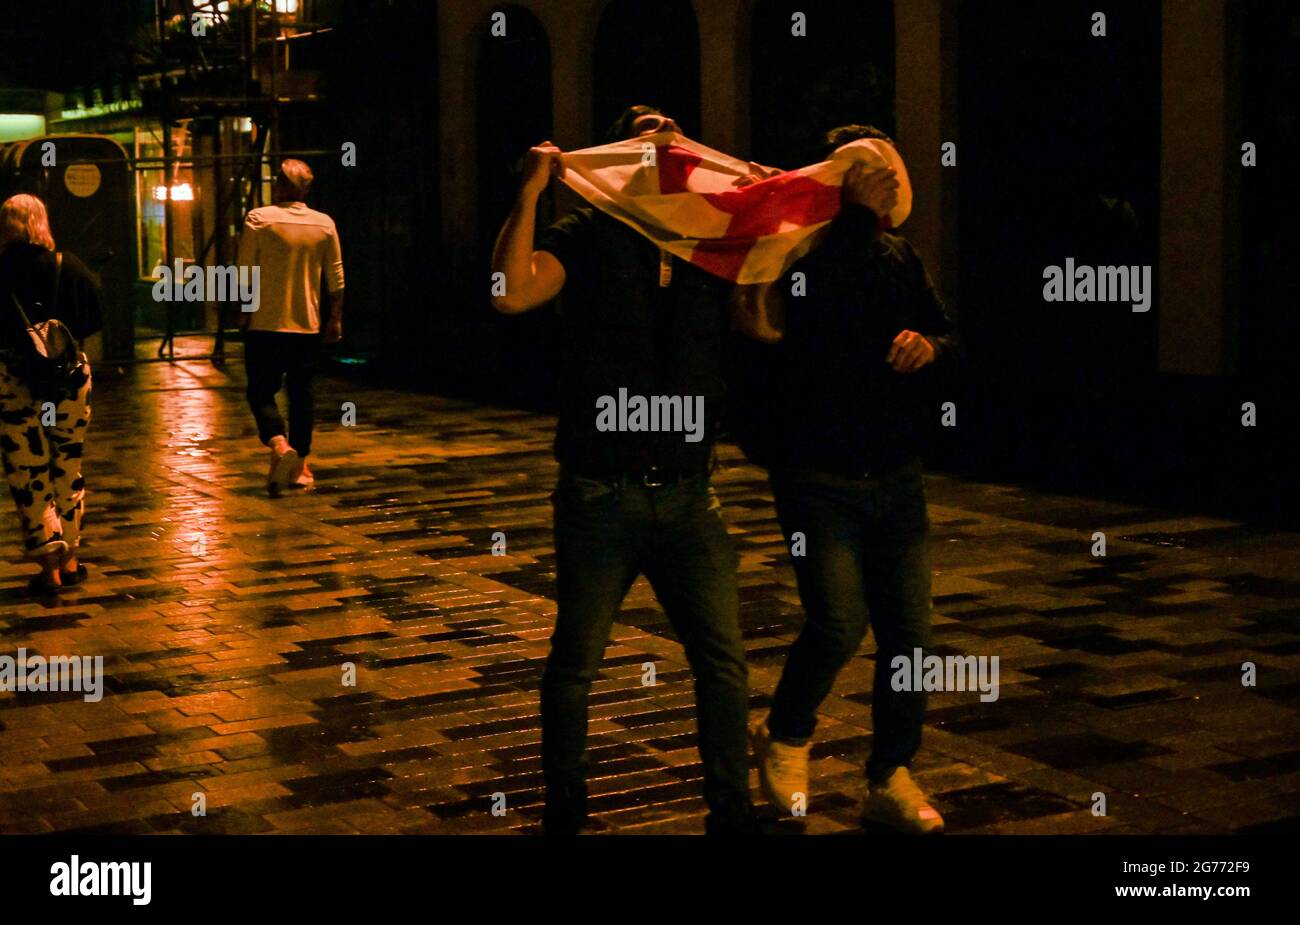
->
xmin=0 ymin=243 xmax=104 ymax=352
xmin=536 ymin=207 xmax=729 ymax=475
xmin=734 ymin=206 xmax=960 ymax=475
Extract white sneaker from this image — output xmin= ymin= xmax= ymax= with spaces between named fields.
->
xmin=292 ymin=461 xmax=315 ymax=488
xmin=861 ymin=767 xmax=944 ymax=834
xmin=267 ymin=440 xmax=301 ymax=496
xmin=751 ymin=717 xmax=811 ymax=815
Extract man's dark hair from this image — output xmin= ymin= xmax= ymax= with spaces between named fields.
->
xmin=275 ymin=158 xmax=314 ymax=200
xmin=606 ymin=104 xmax=663 ymax=143
xmin=820 ymin=124 xmax=895 ymax=160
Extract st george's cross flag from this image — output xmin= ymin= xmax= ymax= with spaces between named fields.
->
xmin=556 ymin=131 xmax=912 ymax=285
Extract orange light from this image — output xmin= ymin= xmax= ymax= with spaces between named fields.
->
xmin=153 ymin=183 xmax=194 ymax=201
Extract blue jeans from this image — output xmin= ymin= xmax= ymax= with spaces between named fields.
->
xmin=767 ymin=460 xmax=933 ymax=782
xmin=541 ymin=470 xmax=751 ymax=825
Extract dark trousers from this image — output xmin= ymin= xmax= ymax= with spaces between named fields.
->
xmin=244 ymin=331 xmax=319 ymax=457
xmin=541 ymin=470 xmax=751 ymax=824
xmin=767 ymin=460 xmax=933 ymax=782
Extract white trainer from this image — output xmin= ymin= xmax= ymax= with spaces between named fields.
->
xmin=861 ymin=767 xmax=944 ymax=834
xmin=751 ymin=716 xmax=811 ymax=815
xmin=267 ymin=439 xmax=301 ymax=496
xmin=292 ymin=461 xmax=315 ymax=488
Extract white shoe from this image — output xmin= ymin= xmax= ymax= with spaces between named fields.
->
xmin=292 ymin=461 xmax=315 ymax=488
xmin=267 ymin=441 xmax=301 ymax=496
xmin=751 ymin=717 xmax=810 ymax=815
xmin=861 ymin=767 xmax=944 ymax=834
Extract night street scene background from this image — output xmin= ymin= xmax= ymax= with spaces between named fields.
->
xmin=0 ymin=0 xmax=1295 ymax=876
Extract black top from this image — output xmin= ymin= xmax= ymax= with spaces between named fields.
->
xmin=536 ymin=208 xmax=729 ymax=475
xmin=0 ymin=243 xmax=104 ymax=351
xmin=737 ymin=205 xmax=960 ymax=475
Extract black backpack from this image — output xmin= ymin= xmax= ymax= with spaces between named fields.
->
xmin=8 ymin=252 xmax=83 ymax=400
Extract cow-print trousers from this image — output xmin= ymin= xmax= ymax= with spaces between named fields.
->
xmin=0 ymin=359 xmax=91 ymax=558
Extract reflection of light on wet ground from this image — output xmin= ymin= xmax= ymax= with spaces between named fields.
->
xmin=0 ymin=356 xmax=1294 ymax=835
xmin=133 ymin=363 xmax=244 ymax=550
xmin=133 ymin=332 xmax=235 ymax=363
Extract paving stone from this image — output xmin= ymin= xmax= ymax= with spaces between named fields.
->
xmin=0 ymin=356 xmax=1295 ymax=834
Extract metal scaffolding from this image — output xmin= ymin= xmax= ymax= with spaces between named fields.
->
xmin=139 ymin=0 xmax=331 ymax=360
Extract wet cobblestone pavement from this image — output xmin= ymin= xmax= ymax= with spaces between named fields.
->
xmin=0 ymin=357 xmax=1297 ymax=835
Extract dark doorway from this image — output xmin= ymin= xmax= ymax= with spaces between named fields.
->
xmin=749 ymin=0 xmax=895 ymax=169
xmin=1239 ymin=0 xmax=1300 ymax=518
xmin=476 ymin=6 xmax=555 ymax=406
xmin=958 ymin=1 xmax=1162 ymax=493
xmin=593 ymin=0 xmax=701 ymax=143
xmin=477 ymin=7 xmax=553 ymax=260
xmin=308 ymin=0 xmax=441 ymax=377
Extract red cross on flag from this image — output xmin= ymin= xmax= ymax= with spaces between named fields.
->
xmin=557 ymin=131 xmax=912 ymax=284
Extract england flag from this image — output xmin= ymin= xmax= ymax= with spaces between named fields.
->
xmin=557 ymin=131 xmax=912 ymax=284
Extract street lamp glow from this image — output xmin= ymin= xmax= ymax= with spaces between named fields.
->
xmin=153 ymin=183 xmax=194 ymax=201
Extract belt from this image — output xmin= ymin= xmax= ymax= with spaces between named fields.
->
xmin=566 ymin=465 xmax=708 ymax=488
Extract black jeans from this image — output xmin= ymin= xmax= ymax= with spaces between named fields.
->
xmin=244 ymin=331 xmax=319 ymax=457
xmin=767 ymin=460 xmax=933 ymax=782
xmin=541 ymin=470 xmax=751 ymax=824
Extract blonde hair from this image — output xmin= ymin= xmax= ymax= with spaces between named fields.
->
xmin=0 ymin=194 xmax=55 ymax=251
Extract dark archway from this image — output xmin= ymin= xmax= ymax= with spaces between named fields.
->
xmin=310 ymin=0 xmax=441 ymax=379
xmin=477 ymin=6 xmax=553 ymax=264
xmin=475 ymin=7 xmax=556 ymax=406
xmin=958 ymin=1 xmax=1162 ymax=491
xmin=593 ymin=0 xmax=701 ymax=143
xmin=1239 ymin=0 xmax=1300 ymax=515
xmin=749 ymin=0 xmax=895 ymax=169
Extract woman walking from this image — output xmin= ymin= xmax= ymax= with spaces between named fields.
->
xmin=0 ymin=194 xmax=103 ymax=594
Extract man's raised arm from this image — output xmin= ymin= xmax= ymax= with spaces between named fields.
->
xmin=490 ymin=141 xmax=568 ymax=313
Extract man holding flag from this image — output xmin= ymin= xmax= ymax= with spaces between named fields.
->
xmin=492 ymin=108 xmax=939 ymax=834
xmin=491 ymin=107 xmax=766 ymax=835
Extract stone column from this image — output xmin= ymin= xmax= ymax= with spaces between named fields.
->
xmin=437 ymin=1 xmax=489 ymax=286
xmin=893 ymin=0 xmax=959 ymax=303
xmin=1158 ymin=0 xmax=1239 ymax=376
xmin=540 ymin=0 xmax=599 ymax=150
xmin=695 ymin=0 xmax=752 ymax=156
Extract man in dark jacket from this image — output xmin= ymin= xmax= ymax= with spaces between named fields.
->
xmin=741 ymin=125 xmax=960 ymax=834
xmin=489 ymin=106 xmax=771 ymax=835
